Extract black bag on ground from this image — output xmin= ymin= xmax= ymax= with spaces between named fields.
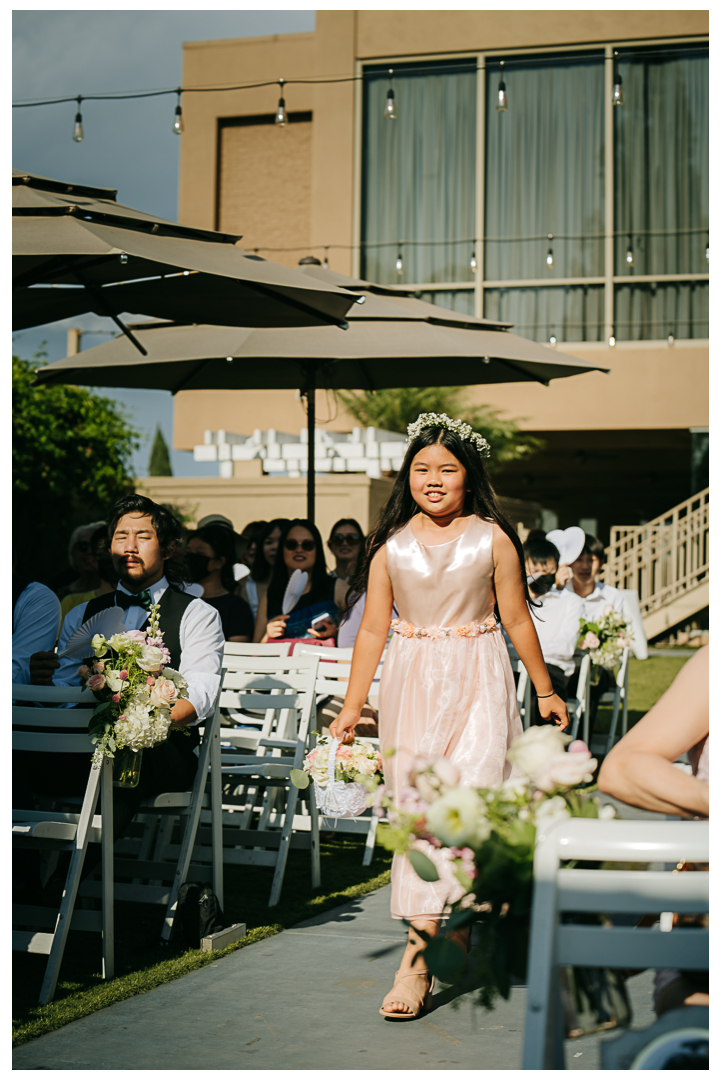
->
xmin=176 ymin=882 xmax=227 ymax=948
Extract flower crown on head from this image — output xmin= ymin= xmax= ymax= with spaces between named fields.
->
xmin=406 ymin=412 xmax=491 ymax=458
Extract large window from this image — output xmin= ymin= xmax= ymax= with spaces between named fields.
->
xmin=359 ymin=42 xmax=708 ymax=343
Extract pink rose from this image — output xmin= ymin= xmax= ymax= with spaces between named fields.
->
xmin=87 ymin=673 xmax=106 ymax=691
xmin=532 ymin=750 xmax=597 ymax=793
xmin=149 ymin=678 xmax=179 ymax=709
xmin=124 ymin=630 xmax=147 ymax=643
xmin=112 ymin=693 xmax=121 ymax=703
xmin=146 ymin=676 xmax=156 ymax=687
xmin=568 ymin=740 xmax=589 ymax=754
xmin=92 ymin=661 xmax=105 ymax=673
xmin=603 ymin=604 xmax=614 ymax=616
xmin=77 ymin=664 xmax=91 ymax=679
xmin=119 ymin=670 xmax=129 ymax=681
xmin=581 ymin=631 xmax=600 ymax=650
xmin=335 ymin=745 xmax=353 ymax=759
xmin=433 ymin=759 xmax=461 ymax=787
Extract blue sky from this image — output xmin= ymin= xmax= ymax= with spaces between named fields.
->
xmin=13 ymin=10 xmax=315 ymax=477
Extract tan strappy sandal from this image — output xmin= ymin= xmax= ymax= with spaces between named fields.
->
xmin=378 ymin=969 xmax=434 ymax=1020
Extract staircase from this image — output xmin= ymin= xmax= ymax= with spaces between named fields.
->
xmin=604 ymin=489 xmax=709 ymax=640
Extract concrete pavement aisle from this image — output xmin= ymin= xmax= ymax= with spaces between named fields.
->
xmin=13 ymin=885 xmax=654 ymax=1070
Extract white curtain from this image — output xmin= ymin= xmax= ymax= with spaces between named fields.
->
xmin=483 ymin=285 xmax=604 ymax=342
xmin=362 ymin=62 xmax=477 ymax=291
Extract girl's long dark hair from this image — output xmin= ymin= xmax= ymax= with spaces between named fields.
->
xmin=350 ymin=426 xmax=535 ymax=607
xmin=266 ymin=519 xmax=332 ymax=617
xmin=192 ymin=525 xmax=237 ymax=592
xmin=251 ymin=518 xmax=291 ymax=584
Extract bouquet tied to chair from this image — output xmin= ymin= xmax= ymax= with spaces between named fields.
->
xmin=578 ymin=607 xmax=633 ymax=671
xmin=377 ymin=726 xmax=617 ymax=1017
xmin=77 ymin=603 xmax=190 ymax=786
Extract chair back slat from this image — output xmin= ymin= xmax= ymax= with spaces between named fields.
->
xmin=13 ymin=730 xmax=95 ymax=753
xmin=12 ymin=684 xmax=95 ymax=704
xmin=13 ymin=706 xmax=95 ymax=729
xmin=223 ymin=642 xmax=292 ymax=658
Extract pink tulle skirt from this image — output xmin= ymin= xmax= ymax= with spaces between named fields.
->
xmin=378 ymin=630 xmax=523 ymax=921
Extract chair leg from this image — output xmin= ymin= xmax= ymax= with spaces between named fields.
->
xmin=268 ymin=784 xmax=299 ymax=907
xmin=161 ymin=775 xmax=207 ymax=943
xmin=606 ymin=691 xmax=622 ymax=753
xmin=100 ymin=759 xmax=115 ymax=982
xmin=362 ymin=814 xmax=379 ymax=867
xmin=39 ymin=767 xmax=101 ymax=1005
xmin=210 ymin=726 xmax=224 ymax=909
xmin=308 ymin=786 xmax=321 ymax=888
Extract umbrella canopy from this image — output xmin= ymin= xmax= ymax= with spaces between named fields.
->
xmin=12 ymin=170 xmax=355 ymax=334
xmin=34 ymin=267 xmax=609 ymax=520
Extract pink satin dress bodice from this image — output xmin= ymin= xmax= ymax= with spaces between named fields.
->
xmin=378 ymin=515 xmax=523 ymax=922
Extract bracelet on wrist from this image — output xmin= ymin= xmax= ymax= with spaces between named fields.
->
xmin=536 ymin=691 xmax=555 ymax=699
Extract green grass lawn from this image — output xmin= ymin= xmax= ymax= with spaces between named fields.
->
xmin=13 ymin=834 xmax=392 ymax=1048
xmin=14 ymin=655 xmax=690 ymax=1048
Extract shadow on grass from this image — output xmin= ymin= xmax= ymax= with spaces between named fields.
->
xmin=14 ymin=835 xmax=392 ymax=1048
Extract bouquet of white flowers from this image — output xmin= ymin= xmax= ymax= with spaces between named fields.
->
xmin=79 ymin=603 xmax=189 ymax=786
xmin=377 ymin=726 xmax=613 ymax=1009
xmin=578 ymin=606 xmax=633 ymax=670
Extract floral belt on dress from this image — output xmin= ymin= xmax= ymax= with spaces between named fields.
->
xmin=390 ymin=613 xmax=498 ymax=640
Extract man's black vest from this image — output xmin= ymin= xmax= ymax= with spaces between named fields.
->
xmin=81 ymin=586 xmax=194 ymax=669
xmin=82 ymin=585 xmax=198 ymax=748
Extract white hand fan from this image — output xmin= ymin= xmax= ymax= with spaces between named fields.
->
xmin=282 ymin=570 xmax=308 ymax=615
xmin=58 ymin=607 xmax=127 ymax=658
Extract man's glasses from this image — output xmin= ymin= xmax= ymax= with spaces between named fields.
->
xmin=330 ymin=532 xmax=361 ymax=545
xmin=285 ymin=539 xmax=316 ymax=552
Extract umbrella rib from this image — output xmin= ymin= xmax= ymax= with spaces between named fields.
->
xmin=240 ymin=278 xmax=349 ymax=330
xmin=492 ymin=356 xmax=550 ymax=387
xmin=171 ymin=358 xmax=215 ymax=395
xmin=73 ymin=271 xmax=148 ymax=357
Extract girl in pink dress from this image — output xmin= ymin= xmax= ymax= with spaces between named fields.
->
xmin=331 ymin=414 xmax=568 ymax=1020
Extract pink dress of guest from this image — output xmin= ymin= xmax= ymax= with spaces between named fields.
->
xmin=378 ymin=515 xmax=523 ymax=921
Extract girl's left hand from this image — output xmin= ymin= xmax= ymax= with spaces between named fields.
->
xmin=538 ymin=693 xmax=569 ymax=730
xmin=308 ymin=617 xmax=339 ymax=640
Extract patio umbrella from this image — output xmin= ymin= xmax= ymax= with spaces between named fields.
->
xmin=12 ymin=171 xmax=355 ymax=347
xmin=34 ymin=267 xmax=609 ymax=520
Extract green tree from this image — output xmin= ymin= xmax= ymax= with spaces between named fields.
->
xmin=13 ymin=353 xmax=139 ymax=578
xmin=337 ymin=386 xmax=543 ymax=470
xmin=148 ymin=425 xmax=173 ymax=476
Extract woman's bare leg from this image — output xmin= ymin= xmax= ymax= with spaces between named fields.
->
xmin=382 ymin=918 xmax=441 ymax=1015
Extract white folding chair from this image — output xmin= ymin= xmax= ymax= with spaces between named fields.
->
xmin=189 ymin=654 xmax=321 ymax=906
xmin=295 ymin=643 xmax=382 ymax=865
xmin=592 ymin=646 xmax=630 ymax=756
xmin=12 ymin=683 xmax=114 ymax=1004
xmin=567 ymin=652 xmax=591 ymax=741
xmin=78 ymin=680 xmax=225 ymax=944
xmin=523 ymin=817 xmax=709 ymax=1069
xmin=223 ymin=642 xmax=292 ymax=658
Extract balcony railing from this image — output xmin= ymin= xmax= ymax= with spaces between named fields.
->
xmin=604 ymin=489 xmax=709 ymax=619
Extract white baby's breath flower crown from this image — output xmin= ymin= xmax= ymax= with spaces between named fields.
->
xmin=406 ymin=412 xmax=491 ymax=458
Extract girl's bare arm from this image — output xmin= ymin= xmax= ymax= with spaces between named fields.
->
xmin=598 ymin=647 xmax=709 ymax=816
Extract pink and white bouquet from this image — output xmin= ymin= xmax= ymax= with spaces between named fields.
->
xmin=302 ymin=733 xmax=382 ymax=785
xmin=80 ymin=602 xmax=189 ymax=771
xmin=377 ymin=725 xmax=613 ymax=1009
xmin=578 ymin=607 xmax=633 ymax=669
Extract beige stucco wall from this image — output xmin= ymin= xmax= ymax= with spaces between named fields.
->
xmin=175 ymin=11 xmax=708 ymax=450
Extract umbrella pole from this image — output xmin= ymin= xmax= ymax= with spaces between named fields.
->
xmin=306 ymin=366 xmax=316 ymax=524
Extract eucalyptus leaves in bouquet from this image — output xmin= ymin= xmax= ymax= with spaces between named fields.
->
xmin=376 ymin=726 xmax=614 ymax=1009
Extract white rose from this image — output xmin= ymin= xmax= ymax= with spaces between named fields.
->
xmin=136 ymin=645 xmax=165 ymax=673
xmin=108 ymin=632 xmax=133 ymax=651
xmin=506 ymin=725 xmax=571 ymax=779
xmin=535 ymin=795 xmax=571 ymax=829
xmin=425 ymin=787 xmax=491 ymax=848
xmin=104 ymin=669 xmax=123 ymax=692
xmin=432 ymin=759 xmax=461 ymax=788
xmin=91 ymin=634 xmax=107 ymax=654
xmin=532 ymin=750 xmax=598 ymax=793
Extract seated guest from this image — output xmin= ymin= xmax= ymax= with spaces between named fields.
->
xmin=237 ymin=518 xmax=290 ymax=621
xmin=564 ymin=533 xmax=624 ymax=618
xmin=254 ymin=519 xmax=348 ymax=643
xmin=24 ymin=494 xmax=224 ymax=890
xmin=598 ymin=646 xmax=708 ymax=1016
xmin=54 ymin=521 xmax=106 ymax=601
xmin=60 ymin=525 xmax=119 ymax=624
xmin=12 ymin=575 xmax=62 ymax=685
xmin=186 ymin=525 xmax=254 ymax=641
xmin=239 ymin=520 xmax=269 ymax=576
xmin=326 ymin=518 xmax=365 ymax=582
xmin=524 ymin=535 xmax=584 ymax=727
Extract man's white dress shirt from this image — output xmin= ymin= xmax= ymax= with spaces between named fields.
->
xmin=530 ymin=586 xmax=585 ymax=677
xmin=13 ymin=582 xmax=62 ymax=684
xmin=55 ymin=577 xmax=224 ymax=724
xmin=565 ymin=579 xmax=625 ymax=622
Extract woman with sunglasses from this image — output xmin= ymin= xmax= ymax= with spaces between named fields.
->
xmin=253 ymin=519 xmax=349 ymax=643
xmin=326 ymin=518 xmax=365 ymax=582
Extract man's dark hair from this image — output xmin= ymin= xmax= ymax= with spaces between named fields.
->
xmin=523 ymin=536 xmax=560 ymax=566
xmin=580 ymin=533 xmax=606 ymax=564
xmin=107 ymin=494 xmax=183 ymax=556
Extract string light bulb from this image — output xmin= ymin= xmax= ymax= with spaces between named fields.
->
xmin=470 ymin=250 xmax=477 ymax=273
xmin=395 ymin=249 xmax=404 ymax=275
xmin=612 ymin=53 xmax=624 ymax=106
xmin=609 ymin=333 xmax=616 ymax=347
xmin=667 ymin=332 xmax=675 ymax=347
xmin=625 ymin=236 xmax=634 ymax=266
xmin=706 ymin=236 xmax=709 ymax=263
xmin=549 ymin=334 xmax=557 ymax=346
xmin=384 ymin=69 xmax=397 ymax=120
xmin=275 ymin=79 xmax=287 ymax=127
xmin=119 ymin=253 xmax=128 ymax=265
xmin=72 ymin=96 xmax=84 ymax=142
xmin=322 ymin=247 xmax=329 ymax=270
xmin=496 ymin=61 xmax=508 ymax=112
xmin=172 ymin=91 xmax=184 ymax=135
xmin=546 ymin=234 xmax=554 ymax=270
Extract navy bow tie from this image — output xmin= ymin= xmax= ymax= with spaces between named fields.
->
xmin=116 ymin=588 xmax=153 ymax=612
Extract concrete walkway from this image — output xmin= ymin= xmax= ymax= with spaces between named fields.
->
xmin=14 ymin=885 xmax=654 ymax=1070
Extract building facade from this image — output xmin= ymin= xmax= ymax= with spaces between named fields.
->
xmin=174 ymin=10 xmax=708 ymax=540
